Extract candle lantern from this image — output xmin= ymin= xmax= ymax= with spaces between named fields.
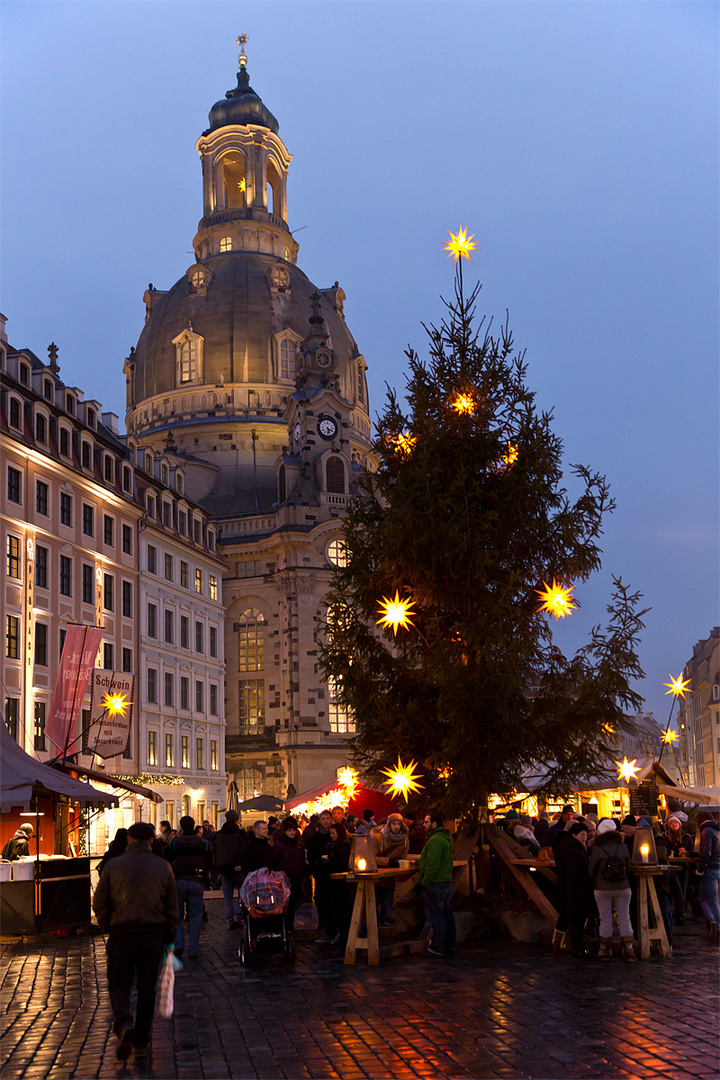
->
xmin=349 ymin=833 xmax=377 ymax=875
xmin=631 ymin=826 xmax=658 ymax=866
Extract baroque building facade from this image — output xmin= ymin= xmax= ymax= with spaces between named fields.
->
xmin=677 ymin=627 xmax=720 ymax=788
xmin=123 ymin=48 xmax=375 ymax=802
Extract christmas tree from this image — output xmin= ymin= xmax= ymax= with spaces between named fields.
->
xmin=321 ymin=230 xmax=647 ymax=818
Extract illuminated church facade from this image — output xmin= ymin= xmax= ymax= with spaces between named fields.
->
xmin=124 ymin=43 xmax=375 ymax=803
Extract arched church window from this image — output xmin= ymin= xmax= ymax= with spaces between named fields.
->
xmin=279 ymin=339 xmax=296 ymax=381
xmin=173 ymin=329 xmax=203 ymax=387
xmin=328 ymin=676 xmax=355 ymax=734
xmin=326 ymin=539 xmax=349 ymax=567
xmin=326 ymin=456 xmax=345 ymax=494
xmin=267 ymin=159 xmax=280 ymax=215
xmin=220 ymin=153 xmax=246 ymax=210
xmin=220 ymin=236 xmax=232 ymax=253
xmin=278 ymin=464 xmax=286 ymax=503
xmin=237 ymin=609 xmax=266 ymax=672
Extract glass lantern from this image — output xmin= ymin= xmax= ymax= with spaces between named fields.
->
xmin=348 ymin=833 xmax=377 ymax=875
xmin=631 ymin=827 xmax=658 ymax=866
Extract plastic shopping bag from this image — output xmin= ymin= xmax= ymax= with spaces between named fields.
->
xmin=155 ymin=945 xmax=182 ymax=1019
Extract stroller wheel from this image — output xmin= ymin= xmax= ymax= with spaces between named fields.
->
xmin=286 ymin=940 xmax=296 ymax=965
xmin=239 ymin=938 xmax=251 ymax=966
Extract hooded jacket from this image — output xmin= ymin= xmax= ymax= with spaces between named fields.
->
xmin=418 ymin=827 xmax=453 ymax=886
xmin=1 ymin=829 xmax=31 ymax=861
xmin=699 ymin=820 xmax=720 ymax=871
xmin=588 ymin=830 xmax=631 ymax=890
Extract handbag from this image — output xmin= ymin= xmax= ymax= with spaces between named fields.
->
xmin=155 ymin=945 xmax=182 ymax=1019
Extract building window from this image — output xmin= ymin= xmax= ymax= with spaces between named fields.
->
xmin=122 ymin=466 xmax=132 ymax=492
xmin=59 ymin=428 xmax=70 ymax=457
xmin=103 ymin=515 xmax=114 ymax=546
xmin=165 ymin=733 xmax=174 ymax=768
xmin=9 ymin=397 xmax=21 ymax=429
xmin=195 ymin=568 xmax=203 ymax=595
xmin=43 ymin=379 xmax=53 ymax=400
xmin=65 ymin=392 xmax=74 ymax=414
xmin=147 ymin=603 xmax=157 ymax=638
xmin=36 ymin=545 xmax=48 ymax=589
xmin=147 ymin=544 xmax=157 ymax=573
xmin=122 ymin=580 xmax=132 ymax=618
xmin=103 ymin=573 xmax=113 ymax=611
xmin=7 ymin=466 xmax=21 ymax=504
xmin=147 ymin=668 xmax=158 ymax=703
xmin=35 ymin=413 xmax=47 ymax=443
xmin=122 ymin=524 xmax=132 ymax=554
xmin=181 ymin=736 xmax=189 ymax=769
xmin=5 ymin=697 xmax=19 ymax=739
xmin=6 ymin=535 xmax=20 ymax=579
xmin=60 ymin=492 xmax=72 ymax=526
xmin=81 ymin=441 xmax=91 ymax=469
xmin=82 ymin=564 xmax=93 ymax=604
xmin=220 ymin=236 xmax=232 ymax=252
xmin=211 ymin=740 xmax=218 ymax=771
xmin=148 ymin=730 xmax=157 ymax=767
xmin=195 ymin=681 xmax=204 ymax=713
xmin=36 ymin=480 xmax=49 ymax=515
xmin=195 ymin=621 xmax=203 ymax=653
xmin=162 ymin=502 xmax=171 ymax=527
xmin=193 ymin=520 xmax=201 ymax=544
xmin=278 ymin=464 xmax=286 ymax=503
xmin=180 ymin=561 xmax=188 ymax=588
xmin=60 ymin=555 xmax=72 ymax=597
xmin=164 ymin=553 xmax=173 ymax=581
xmin=103 ymin=642 xmax=113 ymax=669
xmin=238 ymin=609 xmax=265 ymax=672
xmin=122 ymin=648 xmax=133 ymax=672
xmin=6 ymin=617 xmax=19 ymax=656
xmin=34 ymin=702 xmax=47 ymax=751
xmin=328 ymin=676 xmax=355 ymax=734
xmin=19 ymin=363 xmax=29 ymax=386
xmin=35 ymin=623 xmax=48 ymax=666
xmin=179 ymin=512 xmax=187 ymax=536
xmin=180 ymin=616 xmax=189 ymax=649
xmin=165 ymin=673 xmax=174 ymax=707
xmin=357 ymin=362 xmax=365 ymax=405
xmin=209 ymin=574 xmax=218 ymax=601
xmin=208 ymin=530 xmax=215 ymax=551
xmin=279 ymin=338 xmax=296 ymax=381
xmin=238 ymin=679 xmax=264 ymax=734
xmin=176 ymin=334 xmax=200 ymax=384
xmin=209 ymin=626 xmax=218 ymax=658
xmin=82 ymin=504 xmax=94 ymax=536
xmin=180 ymin=677 xmax=189 ymax=710
xmin=326 ymin=456 xmax=345 ymax=494
xmin=146 ymin=494 xmax=156 ymax=518
xmin=104 ymin=456 xmax=115 ymax=484
xmin=210 ymin=684 xmax=218 ymax=716
xmin=196 ymin=738 xmax=204 ymax=770
xmin=164 ymin=609 xmax=174 ymax=644
xmin=326 ymin=539 xmax=349 ymax=567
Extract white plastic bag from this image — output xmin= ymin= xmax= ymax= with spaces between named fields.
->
xmin=155 ymin=945 xmax=182 ymax=1018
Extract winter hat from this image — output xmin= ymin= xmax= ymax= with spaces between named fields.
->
xmin=505 ymin=809 xmax=519 ymax=820
xmin=225 ymin=810 xmax=240 ymax=823
xmin=672 ymin=810 xmax=689 ymax=822
xmin=127 ymin=822 xmax=155 ymax=841
xmin=597 ymin=819 xmax=618 ymax=835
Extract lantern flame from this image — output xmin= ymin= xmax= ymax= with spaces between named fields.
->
xmin=100 ymin=692 xmax=131 ymax=718
xmin=443 ymin=227 xmax=479 ymax=264
xmin=616 ymin=756 xmax=641 ymax=783
xmin=376 ymin=591 xmax=417 ymax=635
xmin=536 ymin=578 xmax=577 ymax=620
xmin=381 ymin=757 xmax=424 ymax=799
xmin=663 ymin=674 xmax=691 ymax=699
xmin=451 ymin=392 xmax=475 ymax=416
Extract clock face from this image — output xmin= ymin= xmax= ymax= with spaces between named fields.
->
xmin=316 ymin=350 xmax=332 ymax=368
xmin=318 ymin=416 xmax=338 ymax=440
xmin=293 ymin=422 xmax=301 ymax=443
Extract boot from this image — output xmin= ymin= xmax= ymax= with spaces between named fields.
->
xmin=597 ymin=937 xmax=612 ymax=961
xmin=570 ymin=928 xmax=587 ymax=958
xmin=621 ymin=935 xmax=637 ymax=962
xmin=707 ymin=920 xmax=718 ymax=944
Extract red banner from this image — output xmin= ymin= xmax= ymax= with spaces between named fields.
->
xmin=45 ymin=625 xmax=103 ymax=755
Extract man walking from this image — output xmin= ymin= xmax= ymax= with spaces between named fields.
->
xmin=93 ymin=821 xmax=178 ymax=1062
xmin=164 ymin=816 xmax=213 ymax=959
xmin=419 ymin=812 xmax=456 ymax=957
xmin=214 ymin=809 xmax=246 ymax=929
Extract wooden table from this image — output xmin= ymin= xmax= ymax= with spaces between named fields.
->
xmin=632 ymin=865 xmax=672 ymax=960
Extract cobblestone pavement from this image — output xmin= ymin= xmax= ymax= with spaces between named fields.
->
xmin=2 ymin=897 xmax=719 ymax=1080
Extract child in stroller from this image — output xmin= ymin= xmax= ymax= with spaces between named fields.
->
xmin=238 ymin=867 xmax=295 ymax=965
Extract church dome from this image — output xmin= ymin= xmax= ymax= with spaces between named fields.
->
xmin=205 ymin=66 xmax=279 ymax=135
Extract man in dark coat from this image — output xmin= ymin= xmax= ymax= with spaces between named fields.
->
xmin=1 ymin=823 xmax=33 ymax=860
xmin=214 ymin=810 xmax=246 ymax=929
xmin=307 ymin=810 xmax=335 ymax=942
xmin=240 ymin=819 xmax=272 ymax=874
xmin=555 ymin=820 xmax=594 ymax=957
xmin=164 ymin=816 xmax=213 ymax=959
xmin=93 ymin=822 xmax=178 ymax=1062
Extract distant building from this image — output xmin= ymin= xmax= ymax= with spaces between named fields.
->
xmin=678 ymin=627 xmax=720 ymax=787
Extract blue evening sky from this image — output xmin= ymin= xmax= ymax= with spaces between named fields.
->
xmin=2 ymin=1 xmax=718 ymax=723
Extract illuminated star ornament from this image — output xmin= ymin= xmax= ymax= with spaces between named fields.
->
xmin=663 ymin=674 xmax=691 ymax=698
xmin=393 ymin=431 xmax=417 ymax=456
xmin=237 ymin=178 xmax=246 ymax=192
xmin=381 ymin=757 xmax=424 ymax=799
xmin=443 ymin=227 xmax=479 ymax=264
xmin=451 ymin=392 xmax=475 ymax=416
xmin=535 ymin=578 xmax=577 ymax=620
xmin=336 ymin=766 xmax=360 ymax=802
xmin=100 ymin=692 xmax=131 ymax=718
xmin=376 ymin=591 xmax=417 ymax=635
xmin=616 ymin=756 xmax=641 ymax=783
xmin=661 ymin=728 xmax=680 ymax=745
xmin=502 ymin=442 xmax=519 ymax=468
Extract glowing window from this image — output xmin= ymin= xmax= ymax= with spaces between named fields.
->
xmin=279 ymin=339 xmax=296 ymax=381
xmin=328 ymin=676 xmax=355 ymax=734
xmin=238 ymin=679 xmax=265 ymax=734
xmin=327 ymin=539 xmax=350 ymax=567
xmin=178 ymin=338 xmax=198 ymax=383
xmin=238 ymin=609 xmax=265 ymax=672
xmin=220 ymin=236 xmax=232 ymax=253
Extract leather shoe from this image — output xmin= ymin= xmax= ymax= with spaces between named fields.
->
xmin=116 ymin=1024 xmax=135 ymax=1061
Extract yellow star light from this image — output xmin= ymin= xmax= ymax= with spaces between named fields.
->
xmin=535 ymin=579 xmax=577 ymax=620
xmin=661 ymin=728 xmax=679 ymax=745
xmin=502 ymin=442 xmax=519 ymax=467
xmin=443 ymin=227 xmax=479 ymax=265
xmin=237 ymin=178 xmax=246 ymax=191
xmin=451 ymin=392 xmax=475 ymax=416
xmin=616 ymin=756 xmax=640 ymax=783
xmin=663 ymin=674 xmax=691 ymax=698
xmin=381 ymin=757 xmax=424 ymax=799
xmin=100 ymin=692 xmax=131 ymax=718
xmin=336 ymin=766 xmax=360 ymax=801
xmin=393 ymin=431 xmax=417 ymax=456
xmin=376 ymin=591 xmax=417 ymax=635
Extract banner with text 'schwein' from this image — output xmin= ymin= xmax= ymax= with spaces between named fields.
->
xmin=86 ymin=670 xmax=135 ymax=759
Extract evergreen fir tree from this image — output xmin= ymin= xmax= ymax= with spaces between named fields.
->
xmin=321 ymin=245 xmax=647 ymax=817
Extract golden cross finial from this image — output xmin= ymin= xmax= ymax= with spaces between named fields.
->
xmin=237 ymin=33 xmax=249 ymax=68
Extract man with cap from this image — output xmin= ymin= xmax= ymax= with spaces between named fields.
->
xmin=1 ymin=822 xmax=33 ymax=860
xmin=214 ymin=810 xmax=246 ymax=929
xmin=548 ymin=806 xmax=576 ymax=854
xmin=93 ymin=822 xmax=178 ymax=1062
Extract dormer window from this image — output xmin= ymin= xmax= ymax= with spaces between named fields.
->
xmin=66 ymin=393 xmax=75 ymax=415
xmin=122 ymin=465 xmax=132 ymax=492
xmin=104 ymin=455 xmax=115 ymax=484
xmin=59 ymin=427 xmax=70 ymax=457
xmin=81 ymin=440 xmax=92 ymax=470
xmin=44 ymin=379 xmax=54 ymax=401
xmin=175 ymin=472 xmax=184 ymax=495
xmin=220 ymin=236 xmax=232 ymax=253
xmin=19 ymin=363 xmax=30 ymax=387
xmin=173 ymin=329 xmax=203 ymax=386
xmin=9 ymin=396 xmax=21 ymax=429
xmin=145 ymin=453 xmax=153 ymax=474
xmin=86 ymin=407 xmax=95 ymax=428
xmin=35 ymin=412 xmax=47 ymax=444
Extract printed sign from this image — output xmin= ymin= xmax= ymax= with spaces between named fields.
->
xmin=86 ymin=670 xmax=135 ymax=759
xmin=45 ymin=625 xmax=104 ymax=755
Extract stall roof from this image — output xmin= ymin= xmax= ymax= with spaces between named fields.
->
xmin=520 ymin=757 xmax=678 ymax=793
xmin=51 ymin=762 xmax=163 ymax=804
xmin=657 ymin=782 xmax=720 ymax=806
xmin=0 ymin=724 xmax=119 ymax=812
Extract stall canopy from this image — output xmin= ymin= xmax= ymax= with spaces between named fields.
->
xmin=0 ymin=724 xmax=119 ymax=812
xmin=657 ymin=782 xmax=720 ymax=806
xmin=520 ymin=757 xmax=678 ymax=793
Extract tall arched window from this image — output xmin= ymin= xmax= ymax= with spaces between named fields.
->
xmin=326 ymin=456 xmax=345 ymax=494
xmin=173 ymin=329 xmax=203 ymax=386
xmin=279 ymin=338 xmax=296 ymax=381
xmin=237 ymin=609 xmax=265 ymax=672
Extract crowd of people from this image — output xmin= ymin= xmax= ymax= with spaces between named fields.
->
xmin=493 ymin=804 xmax=720 ymax=959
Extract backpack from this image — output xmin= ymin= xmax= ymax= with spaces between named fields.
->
xmin=601 ymin=843 xmax=626 ymax=883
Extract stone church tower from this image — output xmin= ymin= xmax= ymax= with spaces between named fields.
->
xmin=124 ymin=44 xmax=374 ymax=803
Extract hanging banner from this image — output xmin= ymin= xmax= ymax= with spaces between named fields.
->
xmin=45 ymin=625 xmax=104 ymax=755
xmin=86 ymin=670 xmax=135 ymax=759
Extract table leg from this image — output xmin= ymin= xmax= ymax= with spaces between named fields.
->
xmin=344 ymin=880 xmax=366 ymax=965
xmin=365 ymin=881 xmax=380 ymax=966
xmin=646 ymin=876 xmax=673 ymax=958
xmin=638 ymin=875 xmax=651 ymax=960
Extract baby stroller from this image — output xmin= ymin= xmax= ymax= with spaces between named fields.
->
xmin=238 ymin=867 xmax=295 ymax=965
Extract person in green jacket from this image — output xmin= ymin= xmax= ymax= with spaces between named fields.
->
xmin=418 ymin=812 xmax=456 ymax=956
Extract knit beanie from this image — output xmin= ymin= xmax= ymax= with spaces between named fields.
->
xmin=597 ymin=819 xmax=618 ymax=836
